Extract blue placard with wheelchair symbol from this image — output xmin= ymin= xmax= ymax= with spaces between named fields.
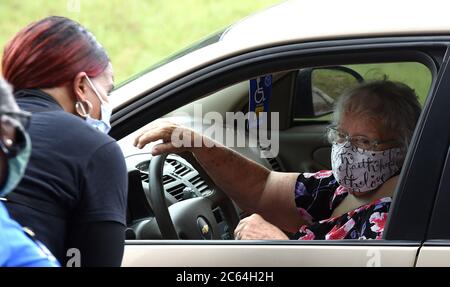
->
xmin=248 ymin=74 xmax=272 ymax=128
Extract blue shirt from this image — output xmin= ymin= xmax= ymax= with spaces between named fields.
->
xmin=0 ymin=202 xmax=59 ymax=267
xmin=6 ymin=89 xmax=128 ymax=264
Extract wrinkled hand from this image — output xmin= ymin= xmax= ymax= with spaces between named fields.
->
xmin=134 ymin=121 xmax=201 ymax=155
xmin=234 ymin=214 xmax=289 ymax=240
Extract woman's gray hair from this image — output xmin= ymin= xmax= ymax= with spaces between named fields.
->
xmin=332 ymin=80 xmax=422 ymax=154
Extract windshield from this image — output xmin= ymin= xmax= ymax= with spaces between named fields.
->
xmin=116 ymin=28 xmax=227 ymax=89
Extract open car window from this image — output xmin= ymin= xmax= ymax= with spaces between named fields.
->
xmin=293 ymin=62 xmax=432 ymax=123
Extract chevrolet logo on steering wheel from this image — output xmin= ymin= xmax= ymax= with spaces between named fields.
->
xmin=202 ymin=224 xmax=209 ymax=235
xmin=197 ymin=217 xmax=212 ymax=239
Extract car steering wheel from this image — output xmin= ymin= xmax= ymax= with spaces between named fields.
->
xmin=148 ymin=152 xmax=239 ymax=239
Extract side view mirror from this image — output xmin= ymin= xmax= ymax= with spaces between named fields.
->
xmin=294 ymin=66 xmax=364 ymax=118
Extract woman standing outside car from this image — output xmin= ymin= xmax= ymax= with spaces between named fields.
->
xmin=2 ymin=16 xmax=128 ymax=266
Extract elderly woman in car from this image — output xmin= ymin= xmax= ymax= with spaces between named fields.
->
xmin=134 ymin=80 xmax=421 ymax=240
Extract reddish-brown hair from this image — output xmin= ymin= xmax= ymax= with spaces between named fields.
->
xmin=2 ymin=16 xmax=109 ymax=91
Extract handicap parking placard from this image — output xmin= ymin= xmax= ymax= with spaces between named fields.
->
xmin=248 ymin=74 xmax=272 ymax=128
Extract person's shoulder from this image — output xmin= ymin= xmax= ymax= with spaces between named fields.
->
xmin=0 ymin=202 xmax=10 ymax=227
xmin=86 ymin=135 xmax=126 ymax=174
xmin=39 ymin=110 xmax=88 ymax=126
xmin=0 ymin=203 xmax=18 ymax=265
xmin=295 ymin=170 xmax=338 ymax=202
xmin=30 ymin=111 xmax=120 ymax=166
xmin=91 ymin=139 xmax=124 ymax=160
xmin=0 ymin=203 xmax=60 ymax=267
xmin=0 ymin=202 xmax=24 ymax=239
xmin=301 ymin=170 xmax=334 ymax=180
xmin=37 ymin=111 xmax=115 ymax=145
xmin=33 ymin=109 xmax=85 ymax=129
xmin=298 ymin=170 xmax=337 ymax=188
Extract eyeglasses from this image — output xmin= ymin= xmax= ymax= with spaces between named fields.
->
xmin=327 ymin=126 xmax=399 ymax=151
xmin=0 ymin=111 xmax=31 ymax=158
xmin=2 ymin=111 xmax=31 ymax=130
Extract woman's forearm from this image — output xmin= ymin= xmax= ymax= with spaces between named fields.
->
xmin=192 ymin=136 xmax=270 ymax=213
xmin=134 ymin=123 xmax=303 ymax=232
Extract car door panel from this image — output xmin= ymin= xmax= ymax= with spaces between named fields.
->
xmin=122 ymin=242 xmax=418 ymax=267
xmin=415 ymin=244 xmax=450 ymax=267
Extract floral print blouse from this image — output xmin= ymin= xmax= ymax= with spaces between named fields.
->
xmin=293 ymin=170 xmax=391 ymax=240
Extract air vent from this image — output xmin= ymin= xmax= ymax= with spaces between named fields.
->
xmin=163 ymin=175 xmax=176 ymax=185
xmin=266 ymin=157 xmax=282 ymax=171
xmin=166 ymin=158 xmax=192 ymax=176
xmin=139 ymin=173 xmax=175 ymax=185
xmin=189 ymin=175 xmax=210 ymax=193
xmin=166 ymin=183 xmax=187 ymax=201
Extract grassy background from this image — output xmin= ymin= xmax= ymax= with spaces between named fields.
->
xmin=312 ymin=63 xmax=432 ymax=106
xmin=307 ymin=62 xmax=432 ymax=121
xmin=0 ymin=1 xmax=432 ymax=104
xmin=0 ymin=0 xmax=280 ymax=84
xmin=348 ymin=63 xmax=432 ymax=104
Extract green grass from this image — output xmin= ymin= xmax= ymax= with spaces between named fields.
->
xmin=347 ymin=62 xmax=432 ymax=105
xmin=0 ymin=1 xmax=433 ymax=103
xmin=0 ymin=0 xmax=280 ymax=84
xmin=313 ymin=62 xmax=432 ymax=105
xmin=302 ymin=62 xmax=432 ymax=121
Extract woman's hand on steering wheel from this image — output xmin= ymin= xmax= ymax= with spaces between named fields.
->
xmin=134 ymin=121 xmax=201 ymax=155
xmin=234 ymin=214 xmax=289 ymax=240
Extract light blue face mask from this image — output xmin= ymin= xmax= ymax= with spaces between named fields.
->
xmin=0 ymin=133 xmax=31 ymax=197
xmin=85 ymin=104 xmax=112 ymax=134
xmin=84 ymin=76 xmax=112 ymax=134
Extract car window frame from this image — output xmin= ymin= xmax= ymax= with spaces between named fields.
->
xmin=112 ymin=36 xmax=450 ymax=245
xmin=421 ymin=51 xmax=450 ymax=242
xmin=384 ymin=45 xmax=450 ymax=241
xmin=425 ymin=146 xmax=450 ymax=240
